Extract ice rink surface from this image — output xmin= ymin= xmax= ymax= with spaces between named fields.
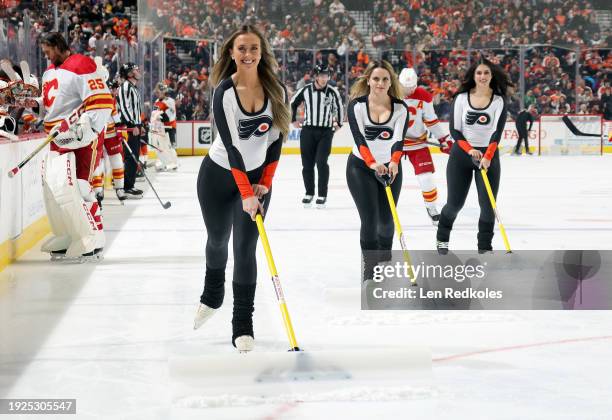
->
xmin=1 ymin=153 xmax=611 ymax=419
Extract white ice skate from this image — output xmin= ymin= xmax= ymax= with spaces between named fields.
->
xmin=316 ymin=196 xmax=327 ymax=209
xmin=234 ymin=335 xmax=254 ymax=353
xmin=302 ymin=195 xmax=314 ymax=208
xmin=40 ymin=235 xmax=71 ymax=254
xmin=426 ymin=206 xmax=440 ymax=225
xmin=193 ymin=303 xmax=217 ymax=330
xmin=115 ymin=188 xmax=127 ymax=202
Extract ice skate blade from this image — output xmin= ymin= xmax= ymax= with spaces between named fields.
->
xmin=49 ymin=249 xmax=103 ymax=263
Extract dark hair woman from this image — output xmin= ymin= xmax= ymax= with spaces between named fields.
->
xmin=436 ymin=56 xmax=513 ymax=254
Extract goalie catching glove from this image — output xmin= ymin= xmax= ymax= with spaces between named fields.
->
xmin=438 ymin=135 xmax=453 ymax=154
xmin=51 ymin=113 xmax=98 ymax=149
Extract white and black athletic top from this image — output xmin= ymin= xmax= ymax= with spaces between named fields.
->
xmin=449 ymin=92 xmax=508 ymax=160
xmin=347 ymin=95 xmax=408 ymax=166
xmin=117 ymin=79 xmax=142 ymax=127
xmin=209 ymin=77 xmax=286 ymax=199
xmin=290 ymin=82 xmax=343 ymax=128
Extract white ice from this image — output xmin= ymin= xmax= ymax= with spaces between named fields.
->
xmin=1 ymin=154 xmax=611 ymax=420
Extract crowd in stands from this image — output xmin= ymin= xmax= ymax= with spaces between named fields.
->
xmin=372 ymin=0 xmax=610 ymax=118
xmin=1 ymin=0 xmax=610 ymax=121
xmin=1 ymin=0 xmax=137 ymax=80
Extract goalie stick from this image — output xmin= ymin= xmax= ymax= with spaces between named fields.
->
xmin=7 ymin=103 xmax=85 ymax=178
xmin=19 ymin=61 xmax=30 ymax=86
xmin=0 ymin=59 xmax=20 ymax=82
xmin=562 ymin=115 xmax=601 ymax=138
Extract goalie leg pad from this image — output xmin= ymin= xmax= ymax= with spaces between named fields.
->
xmin=43 ymin=152 xmax=105 ymax=257
xmin=41 ymin=152 xmax=71 ymax=252
xmin=151 ymin=131 xmax=178 ymax=169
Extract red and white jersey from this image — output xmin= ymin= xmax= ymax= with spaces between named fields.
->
xmin=41 ymin=54 xmax=113 ymax=135
xmin=105 ymin=100 xmax=119 ymax=140
xmin=403 ymin=86 xmax=446 ymax=150
xmin=154 ymin=97 xmax=176 ymax=129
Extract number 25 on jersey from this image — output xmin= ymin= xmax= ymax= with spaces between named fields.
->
xmin=88 ymin=78 xmax=105 ymax=90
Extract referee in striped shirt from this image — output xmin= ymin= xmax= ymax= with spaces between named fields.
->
xmin=117 ymin=62 xmax=143 ymax=198
xmin=291 ymin=65 xmax=343 ymax=208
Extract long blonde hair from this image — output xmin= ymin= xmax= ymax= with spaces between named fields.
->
xmin=349 ymin=60 xmax=402 ymax=100
xmin=211 ymin=25 xmax=290 ymax=137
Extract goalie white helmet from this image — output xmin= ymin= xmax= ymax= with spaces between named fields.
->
xmin=399 ymin=68 xmax=418 ymax=89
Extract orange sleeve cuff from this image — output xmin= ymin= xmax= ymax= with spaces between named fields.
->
xmin=391 ymin=151 xmax=403 ymax=164
xmin=231 ymin=168 xmax=254 ymax=199
xmin=359 ymin=145 xmax=376 ymax=167
xmin=484 ymin=143 xmax=498 ymax=161
xmin=258 ymin=161 xmax=279 ymax=189
xmin=457 ymin=140 xmax=473 ymax=154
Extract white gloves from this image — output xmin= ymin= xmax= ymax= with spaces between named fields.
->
xmin=52 ymin=113 xmax=98 ymax=149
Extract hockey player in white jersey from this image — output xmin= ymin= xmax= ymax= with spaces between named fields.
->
xmin=149 ymin=109 xmax=179 ymax=171
xmin=399 ymin=68 xmax=453 ymax=225
xmin=150 ymin=83 xmax=178 ymax=171
xmin=37 ymin=32 xmax=113 ymax=260
xmin=153 ymin=82 xmax=177 ymax=148
xmin=91 ymin=58 xmax=127 ymax=204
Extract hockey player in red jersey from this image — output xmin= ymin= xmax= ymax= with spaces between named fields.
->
xmin=399 ymin=68 xmax=453 ymax=225
xmin=38 ymin=32 xmax=114 ymax=260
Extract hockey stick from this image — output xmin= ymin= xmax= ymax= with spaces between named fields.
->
xmin=0 ymin=59 xmax=20 ymax=82
xmin=7 ymin=104 xmax=85 ymax=178
xmin=19 ymin=61 xmax=30 ymax=85
xmin=139 ymin=138 xmax=163 ymax=153
xmin=255 ymin=213 xmax=301 ymax=351
xmin=562 ymin=115 xmax=600 ymax=137
xmin=121 ymin=137 xmax=171 ymax=209
xmin=377 ymin=174 xmax=417 ymax=285
xmin=480 ymin=168 xmax=512 ymax=253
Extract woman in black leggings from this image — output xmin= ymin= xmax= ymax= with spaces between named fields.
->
xmin=436 ymin=56 xmax=512 ymax=254
xmin=193 ymin=25 xmax=289 ymax=352
xmin=345 ymin=60 xmax=408 ymax=280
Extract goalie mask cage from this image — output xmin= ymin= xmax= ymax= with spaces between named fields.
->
xmin=538 ymin=114 xmax=604 ymax=155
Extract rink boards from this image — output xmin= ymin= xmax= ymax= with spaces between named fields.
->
xmin=0 ymin=135 xmax=50 ymax=270
xmin=175 ymin=118 xmax=612 ymax=156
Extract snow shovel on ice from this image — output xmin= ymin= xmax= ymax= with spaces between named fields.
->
xmin=169 ymin=213 xmax=431 ymax=400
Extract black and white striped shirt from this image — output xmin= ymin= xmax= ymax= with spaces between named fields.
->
xmin=117 ymin=80 xmax=141 ymax=126
xmin=290 ymin=82 xmax=343 ymax=128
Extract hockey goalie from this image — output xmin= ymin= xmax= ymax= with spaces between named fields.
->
xmin=149 ymin=108 xmax=178 ymax=172
xmin=37 ymin=33 xmax=113 ymax=261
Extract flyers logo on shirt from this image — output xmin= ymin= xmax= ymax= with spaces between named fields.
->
xmin=43 ymin=78 xmax=59 ymax=108
xmin=466 ymin=111 xmax=491 ymax=125
xmin=238 ymin=116 xmax=273 ymax=140
xmin=365 ymin=126 xmax=393 ymax=141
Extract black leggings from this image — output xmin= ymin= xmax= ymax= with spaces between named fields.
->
xmin=300 ymin=126 xmax=334 ymax=197
xmin=196 ymin=155 xmax=272 ymax=304
xmin=346 ymin=153 xmax=402 ymax=253
xmin=437 ymin=143 xmax=500 ymax=250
